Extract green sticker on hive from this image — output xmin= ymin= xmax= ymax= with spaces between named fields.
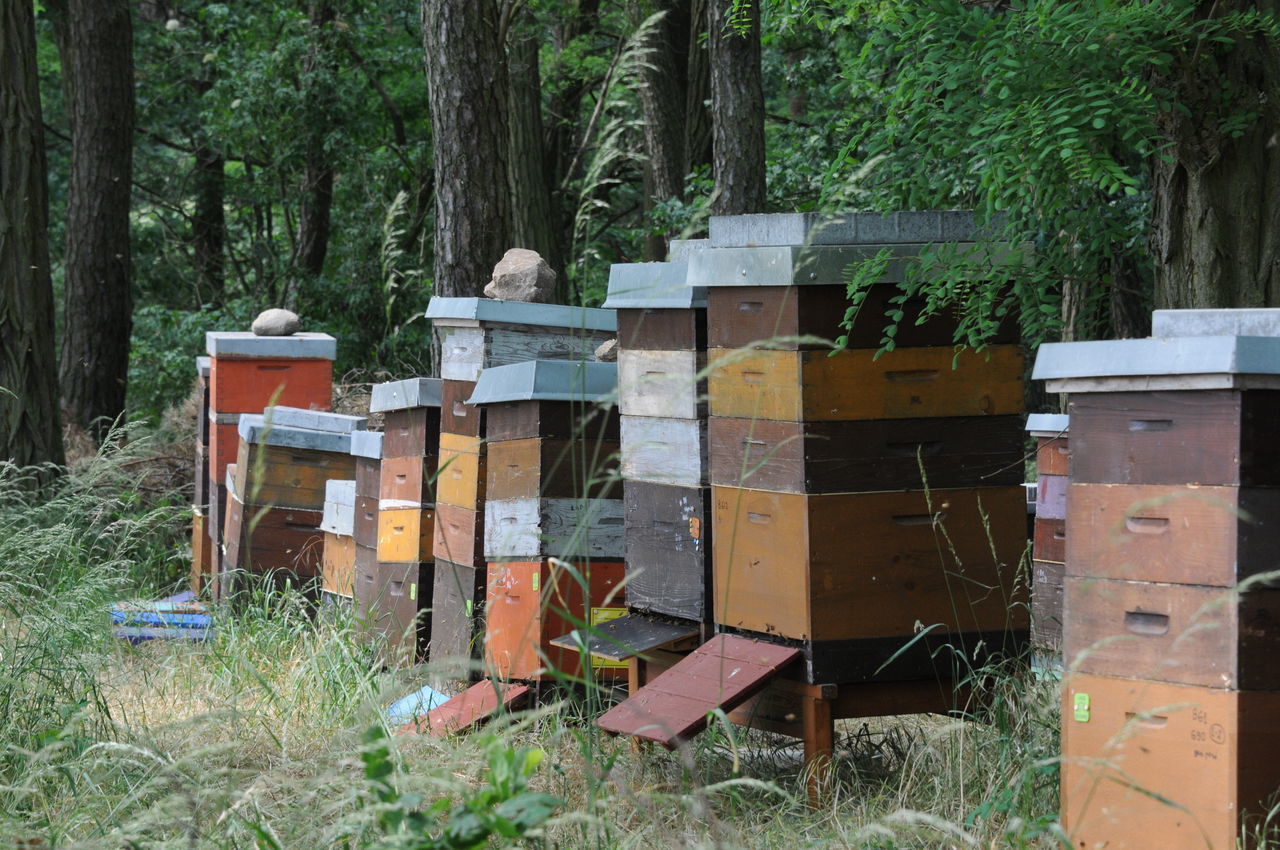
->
xmin=1073 ymin=692 xmax=1090 ymax=723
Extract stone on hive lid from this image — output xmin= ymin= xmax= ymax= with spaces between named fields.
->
xmin=237 ymin=413 xmax=352 ymax=454
xmin=465 ymin=360 xmax=617 ymax=406
xmin=483 ymin=249 xmax=557 ymax=303
xmin=1025 ymin=413 xmax=1069 ymax=438
xmin=1152 ymin=308 xmax=1280 ymax=339
xmin=251 ymin=308 xmax=301 ymax=336
xmin=707 ymin=210 xmax=997 ymax=248
xmin=602 ymin=261 xmax=705 ymax=309
xmin=594 ymin=339 xmax=618 ymax=363
xmin=369 ymin=377 xmax=443 ymax=413
xmin=263 ymin=406 xmax=365 ymax=433
xmin=425 ymin=296 xmax=616 ymax=332
xmin=349 ymin=430 xmax=383 ymax=460
xmin=206 ymin=331 xmax=336 ymax=360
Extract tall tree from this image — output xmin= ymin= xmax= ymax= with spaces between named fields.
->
xmin=58 ymin=0 xmax=136 ymax=438
xmin=1150 ymin=0 xmax=1280 ymax=309
xmin=1 ymin=0 xmax=66 ymax=470
xmin=421 ymin=0 xmax=512 ymax=297
xmin=295 ymin=1 xmax=337 ymax=278
xmin=708 ymin=0 xmax=765 ymax=215
xmin=636 ymin=0 xmax=693 ymax=259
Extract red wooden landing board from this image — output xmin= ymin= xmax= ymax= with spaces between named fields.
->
xmin=399 ymin=680 xmax=530 ymax=737
xmin=596 ymin=634 xmax=799 ymax=748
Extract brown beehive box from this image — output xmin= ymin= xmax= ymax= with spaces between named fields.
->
xmin=1035 ymin=435 xmax=1069 ymax=476
xmin=1033 ymin=516 xmax=1066 ymax=564
xmin=430 ymin=557 xmax=487 ymax=672
xmin=379 ymin=455 xmax=436 ymax=506
xmin=1069 ymin=389 xmax=1280 ymax=486
xmin=1064 ymin=577 xmax=1280 ymax=690
xmin=431 ymin=502 xmax=484 ymax=568
xmin=381 ymin=406 xmax=441 ymax=459
xmin=708 ymin=415 xmax=1024 ymax=493
xmin=1061 ymin=672 xmax=1280 ymax=849
xmin=483 ymin=558 xmax=626 ymax=682
xmin=1031 ymin=559 xmax=1065 ymax=651
xmin=441 ymin=379 xmax=482 ymax=437
xmin=354 ymin=495 xmax=379 ymax=549
xmin=706 ymin=345 xmax=1024 ymax=422
xmin=485 ymin=437 xmax=619 ymax=501
xmin=355 ymin=456 xmax=381 ymax=499
xmin=233 ymin=442 xmax=356 ymax=510
xmin=616 ymin=307 xmax=705 ymax=351
xmin=1066 ymin=483 xmax=1280 ymax=586
xmin=711 ymin=485 xmax=1028 ymax=645
xmin=482 ymin=396 xmax=620 ymax=443
xmin=355 ymin=559 xmax=430 ymax=667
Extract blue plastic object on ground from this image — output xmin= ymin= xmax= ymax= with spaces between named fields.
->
xmin=111 ymin=591 xmax=212 ymax=643
xmin=386 ymin=684 xmax=449 ymax=726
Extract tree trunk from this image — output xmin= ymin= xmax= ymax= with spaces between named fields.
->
xmin=507 ymin=24 xmax=564 ymax=281
xmin=58 ymin=0 xmax=135 ymax=439
xmin=708 ymin=0 xmax=765 ymax=215
xmin=543 ymin=0 xmax=601 ymax=251
xmin=1 ymin=0 xmax=66 ymax=471
xmin=192 ymin=144 xmax=226 ymax=306
xmin=1150 ymin=0 xmax=1280 ymax=309
xmin=637 ymin=0 xmax=691 ymax=259
xmin=296 ymin=2 xmax=337 ymax=279
xmin=684 ymin=0 xmax=712 ymax=174
xmin=422 ymin=0 xmax=512 ymax=298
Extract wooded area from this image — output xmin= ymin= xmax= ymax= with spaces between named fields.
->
xmin=2 ymin=0 xmax=1279 ymax=468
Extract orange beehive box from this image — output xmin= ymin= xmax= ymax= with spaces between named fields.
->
xmin=484 ymin=559 xmax=626 ymax=682
xmin=437 ymin=433 xmax=486 ymax=510
xmin=322 ymin=532 xmax=357 ymax=597
xmin=191 ymin=507 xmax=213 ymax=595
xmin=1062 ymin=672 xmax=1280 ymax=849
xmin=432 ymin=502 xmax=484 ymax=568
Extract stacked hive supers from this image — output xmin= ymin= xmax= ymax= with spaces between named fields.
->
xmin=1026 ymin=413 xmax=1069 ymax=659
xmin=364 ymin=378 xmax=442 ymax=666
xmin=320 ymin=479 xmax=357 ymax=600
xmin=205 ymin=331 xmax=336 ymax=597
xmin=1034 ymin=309 xmax=1280 ymax=849
xmin=606 ymin=246 xmax=715 ymax=625
xmin=222 ymin=407 xmax=361 ymax=593
xmin=468 ymin=360 xmax=626 ymax=682
xmin=426 ymin=297 xmax=615 ymax=674
xmin=690 ymin=212 xmax=1029 ymax=684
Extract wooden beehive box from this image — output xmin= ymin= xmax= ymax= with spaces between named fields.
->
xmin=711 ymin=484 xmax=1028 ymax=682
xmin=355 ymin=559 xmax=430 ymax=667
xmin=232 ymin=410 xmax=361 ymax=510
xmin=371 ymin=377 xmax=443 ymax=460
xmin=1062 ymin=672 xmax=1280 ymax=849
xmin=320 ymin=479 xmax=356 ymax=598
xmin=349 ymin=430 xmax=383 ymax=550
xmin=1026 ymin=413 xmax=1069 ymax=653
xmin=484 ymin=558 xmax=626 ymax=682
xmin=425 ymin=297 xmax=616 ymax=383
xmin=709 ymin=415 xmax=1024 ymax=493
xmin=430 ymin=557 xmax=487 ymax=673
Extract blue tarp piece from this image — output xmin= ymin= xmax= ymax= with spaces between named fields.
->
xmin=111 ymin=591 xmax=212 ymax=643
xmin=386 ymin=684 xmax=449 ymax=726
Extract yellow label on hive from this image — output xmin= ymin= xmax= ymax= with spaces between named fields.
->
xmin=590 ymin=607 xmax=628 ymax=669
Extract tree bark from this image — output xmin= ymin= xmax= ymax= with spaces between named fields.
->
xmin=708 ymin=0 xmax=765 ymax=215
xmin=58 ymin=0 xmax=135 ymax=439
xmin=637 ymin=0 xmax=691 ymax=259
xmin=506 ymin=24 xmax=564 ymax=281
xmin=543 ymin=0 xmax=601 ymax=244
xmin=1 ymin=0 xmax=66 ymax=471
xmin=192 ymin=143 xmax=226 ymax=306
xmin=422 ymin=0 xmax=512 ymax=298
xmin=296 ymin=1 xmax=337 ymax=279
xmin=1150 ymin=0 xmax=1280 ymax=309
xmin=684 ymin=0 xmax=712 ymax=173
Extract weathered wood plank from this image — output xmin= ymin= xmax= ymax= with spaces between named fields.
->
xmin=429 ymin=558 xmax=487 ymax=672
xmin=618 ymin=350 xmax=706 ymax=419
xmin=597 ymin=634 xmax=799 ymax=747
xmin=624 ymin=481 xmax=712 ymax=622
xmin=619 ymin=416 xmax=707 ymax=487
xmin=483 ymin=497 xmax=626 ymax=560
xmin=1031 ymin=558 xmax=1065 ymax=651
xmin=414 ymin=680 xmax=530 ymax=737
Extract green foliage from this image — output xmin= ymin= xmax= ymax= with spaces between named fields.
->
xmin=819 ymin=0 xmax=1277 ymax=347
xmin=356 ymin=727 xmax=561 ymax=849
